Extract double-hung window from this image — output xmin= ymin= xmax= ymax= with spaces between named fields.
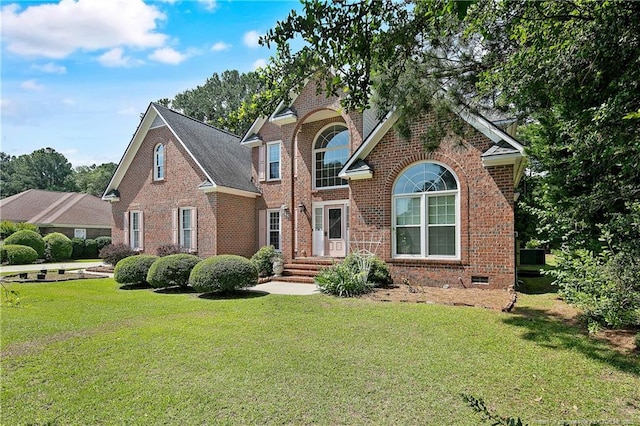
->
xmin=180 ymin=208 xmax=192 ymax=249
xmin=268 ymin=210 xmax=281 ymax=250
xmin=173 ymin=207 xmax=197 ymax=252
xmin=267 ymin=141 xmax=281 ymax=180
xmin=130 ymin=210 xmax=143 ymax=250
xmin=392 ymin=162 xmax=459 ymax=259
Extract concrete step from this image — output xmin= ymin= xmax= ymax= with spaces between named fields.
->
xmin=273 ymin=275 xmax=316 ymax=284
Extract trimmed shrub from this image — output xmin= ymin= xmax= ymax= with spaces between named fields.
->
xmin=190 ymin=255 xmax=258 ymax=293
xmin=0 ymin=244 xmax=39 ymax=265
xmin=114 ymin=255 xmax=158 ymax=285
xmin=1 ymin=221 xmax=39 ymax=239
xmin=156 ymin=244 xmax=186 ymax=257
xmin=95 ymin=236 xmax=112 ymax=251
xmin=99 ymin=243 xmax=136 ymax=266
xmin=71 ymin=237 xmax=86 ymax=259
xmin=4 ymin=230 xmax=45 ymax=258
xmin=342 ymin=253 xmax=392 ymax=287
xmin=251 ymin=245 xmax=278 ymax=277
xmin=84 ymin=239 xmax=98 ymax=258
xmin=43 ymin=233 xmax=72 ymax=261
xmin=146 ymin=254 xmax=201 ymax=289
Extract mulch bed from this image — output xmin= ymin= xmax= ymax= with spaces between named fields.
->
xmin=361 ymin=284 xmax=517 ymax=311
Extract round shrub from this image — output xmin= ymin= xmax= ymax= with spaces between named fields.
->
xmin=342 ymin=253 xmax=393 ymax=287
xmin=0 ymin=244 xmax=39 ymax=265
xmin=99 ymin=243 xmax=136 ymax=266
xmin=84 ymin=239 xmax=98 ymax=258
xmin=71 ymin=237 xmax=86 ymax=259
xmin=114 ymin=255 xmax=158 ymax=285
xmin=251 ymin=245 xmax=278 ymax=277
xmin=4 ymin=230 xmax=45 ymax=258
xmin=146 ymin=254 xmax=201 ymax=289
xmin=43 ymin=232 xmax=72 ymax=261
xmin=190 ymin=255 xmax=258 ymax=293
xmin=95 ymin=236 xmax=112 ymax=251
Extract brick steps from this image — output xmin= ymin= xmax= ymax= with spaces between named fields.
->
xmin=274 ymin=258 xmax=336 ymax=284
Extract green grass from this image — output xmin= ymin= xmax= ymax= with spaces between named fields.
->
xmin=2 ymin=279 xmax=639 ymax=425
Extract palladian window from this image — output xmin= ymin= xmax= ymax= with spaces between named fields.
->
xmin=392 ymin=162 xmax=459 ymax=258
xmin=313 ymin=124 xmax=349 ymax=189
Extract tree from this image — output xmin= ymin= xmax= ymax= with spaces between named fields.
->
xmin=74 ymin=162 xmax=117 ymax=198
xmin=0 ymin=148 xmax=76 ymax=197
xmin=259 ymin=0 xmax=640 ymax=249
xmin=164 ymin=70 xmax=263 ymax=136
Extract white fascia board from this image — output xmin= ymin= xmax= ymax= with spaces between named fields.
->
xmin=481 ymin=152 xmax=523 ymax=167
xmin=269 ymin=112 xmax=298 ymax=126
xmin=339 ymin=110 xmax=397 ymax=175
xmin=102 ymin=195 xmax=120 ymax=203
xmin=102 ymin=103 xmax=156 ymax=198
xmin=198 ymin=183 xmax=261 ymax=198
xmin=457 ymin=108 xmax=525 ymax=154
xmin=48 ymin=223 xmax=111 ymax=229
xmin=340 ymin=170 xmax=373 ymax=180
xmin=241 ymin=135 xmax=264 ymax=148
xmin=240 ymin=116 xmax=267 ymax=143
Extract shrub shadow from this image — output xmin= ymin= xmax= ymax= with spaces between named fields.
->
xmin=504 ymin=306 xmax=640 ymax=376
xmin=198 ymin=289 xmax=269 ymax=300
xmin=119 ymin=282 xmax=153 ymax=290
xmin=154 ymin=286 xmax=199 ymax=294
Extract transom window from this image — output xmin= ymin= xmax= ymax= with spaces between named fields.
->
xmin=313 ymin=124 xmax=349 ymax=189
xmin=392 ymin=162 xmax=459 ymax=258
xmin=154 ymin=143 xmax=164 ymax=180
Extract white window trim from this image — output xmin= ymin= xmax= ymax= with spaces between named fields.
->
xmin=179 ymin=207 xmax=197 ymax=252
xmin=267 ymin=208 xmax=282 ymax=251
xmin=74 ymin=228 xmax=87 ymax=239
xmin=312 ymin=123 xmax=350 ymax=190
xmin=391 ymin=161 xmax=461 ymax=260
xmin=266 ymin=140 xmax=281 ymax=181
xmin=130 ymin=210 xmax=143 ymax=251
xmin=154 ymin=143 xmax=165 ymax=181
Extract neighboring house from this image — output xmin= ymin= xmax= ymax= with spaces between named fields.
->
xmin=0 ymin=189 xmax=112 ymax=239
xmin=106 ymin=81 xmax=525 ymax=289
xmin=102 ymin=103 xmax=260 ymax=258
xmin=241 ymin=80 xmax=525 ymax=289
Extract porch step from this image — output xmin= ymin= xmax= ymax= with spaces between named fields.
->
xmin=277 ymin=257 xmax=337 ymax=284
xmin=273 ymin=275 xmax=316 ymax=284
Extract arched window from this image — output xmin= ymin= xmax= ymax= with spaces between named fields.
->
xmin=392 ymin=162 xmax=459 ymax=258
xmin=313 ymin=124 xmax=349 ymax=189
xmin=154 ymin=143 xmax=164 ymax=180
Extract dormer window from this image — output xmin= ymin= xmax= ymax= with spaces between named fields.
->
xmin=154 ymin=143 xmax=164 ymax=180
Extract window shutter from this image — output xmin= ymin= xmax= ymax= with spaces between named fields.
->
xmin=258 ymin=145 xmax=266 ymax=181
xmin=123 ymin=212 xmax=129 ymax=246
xmin=172 ymin=208 xmax=179 ymax=244
xmin=191 ymin=208 xmax=198 ymax=252
xmin=258 ymin=209 xmax=266 ymax=247
xmin=138 ymin=211 xmax=144 ymax=251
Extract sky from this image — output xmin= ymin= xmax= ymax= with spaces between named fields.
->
xmin=1 ymin=0 xmax=302 ymax=167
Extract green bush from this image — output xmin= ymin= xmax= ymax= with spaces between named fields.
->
xmin=4 ymin=230 xmax=45 ymax=258
xmin=71 ymin=238 xmax=86 ymax=259
xmin=84 ymin=239 xmax=98 ymax=258
xmin=190 ymin=255 xmax=258 ymax=293
xmin=95 ymin=236 xmax=112 ymax=251
xmin=1 ymin=221 xmax=39 ymax=239
xmin=548 ymin=248 xmax=640 ymax=330
xmin=156 ymin=244 xmax=186 ymax=257
xmin=251 ymin=245 xmax=279 ymax=277
xmin=43 ymin=233 xmax=72 ymax=261
xmin=146 ymin=254 xmax=201 ymax=289
xmin=342 ymin=252 xmax=392 ymax=287
xmin=114 ymin=255 xmax=158 ymax=285
xmin=99 ymin=243 xmax=136 ymax=266
xmin=0 ymin=244 xmax=39 ymax=265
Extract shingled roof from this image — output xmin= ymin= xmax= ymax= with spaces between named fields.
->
xmin=104 ymin=103 xmax=259 ymax=199
xmin=0 ymin=189 xmax=111 ymax=228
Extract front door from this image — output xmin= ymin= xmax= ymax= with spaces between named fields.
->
xmin=312 ymin=203 xmax=347 ymax=257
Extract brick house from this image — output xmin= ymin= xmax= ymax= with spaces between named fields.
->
xmin=102 ymin=103 xmax=260 ymax=258
xmin=241 ymin=81 xmax=525 ymax=289
xmin=105 ymin=82 xmax=525 ymax=289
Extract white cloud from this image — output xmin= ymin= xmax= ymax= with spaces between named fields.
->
xmin=148 ymin=47 xmax=188 ymax=65
xmin=98 ymin=48 xmax=140 ymax=68
xmin=211 ymin=41 xmax=231 ymax=52
xmin=32 ymin=62 xmax=67 ymax=74
xmin=1 ymin=0 xmax=167 ymax=59
xmin=252 ymin=58 xmax=267 ymax=70
xmin=243 ymin=30 xmax=262 ymax=48
xmin=21 ymin=79 xmax=44 ymax=90
xmin=197 ymin=0 xmax=218 ymax=11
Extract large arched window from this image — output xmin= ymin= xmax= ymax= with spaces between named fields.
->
xmin=313 ymin=124 xmax=349 ymax=189
xmin=154 ymin=143 xmax=164 ymax=181
xmin=392 ymin=161 xmax=459 ymax=258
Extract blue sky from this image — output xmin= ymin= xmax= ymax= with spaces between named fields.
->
xmin=1 ymin=0 xmax=301 ymax=167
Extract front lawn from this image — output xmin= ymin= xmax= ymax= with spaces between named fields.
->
xmin=2 ymin=279 xmax=639 ymax=425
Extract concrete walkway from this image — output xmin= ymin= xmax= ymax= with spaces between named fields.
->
xmin=1 ymin=261 xmax=319 ymax=296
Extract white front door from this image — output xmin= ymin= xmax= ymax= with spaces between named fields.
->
xmin=312 ymin=203 xmax=347 ymax=257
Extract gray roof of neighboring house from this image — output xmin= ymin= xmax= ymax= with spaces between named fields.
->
xmin=0 ymin=189 xmax=111 ymax=228
xmin=151 ymin=103 xmax=259 ymax=194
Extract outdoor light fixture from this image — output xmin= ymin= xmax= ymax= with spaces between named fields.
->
xmin=298 ymin=203 xmax=306 ymax=213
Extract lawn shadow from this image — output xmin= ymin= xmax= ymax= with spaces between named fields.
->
xmin=504 ymin=306 xmax=640 ymax=376
xmin=154 ymin=286 xmax=199 ymax=294
xmin=119 ymin=282 xmax=153 ymax=290
xmin=198 ymin=290 xmax=269 ymax=300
